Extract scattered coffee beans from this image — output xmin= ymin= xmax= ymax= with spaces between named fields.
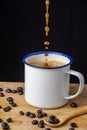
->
xmin=48 ymin=115 xmax=60 ymax=124
xmin=37 ymin=109 xmax=47 ymax=118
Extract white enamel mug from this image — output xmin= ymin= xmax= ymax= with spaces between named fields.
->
xmin=22 ymin=51 xmax=84 ymax=109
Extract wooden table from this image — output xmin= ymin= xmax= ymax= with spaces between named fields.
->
xmin=0 ymin=82 xmax=87 ymax=130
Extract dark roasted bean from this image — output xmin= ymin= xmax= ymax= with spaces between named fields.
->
xmin=6 ymin=118 xmax=12 ymax=123
xmin=19 ymin=111 xmax=24 ymax=115
xmin=0 ymin=93 xmax=4 ymax=97
xmin=25 ymin=111 xmax=31 ymax=116
xmin=0 ymin=88 xmax=3 ymax=91
xmin=48 ymin=115 xmax=60 ymax=124
xmin=70 ymin=122 xmax=78 ymax=128
xmin=8 ymin=100 xmax=14 ymax=104
xmin=32 ymin=120 xmax=38 ymax=125
xmin=11 ymin=102 xmax=17 ymax=107
xmin=49 ymin=118 xmax=60 ymax=124
xmin=68 ymin=128 xmax=75 ymax=130
xmin=45 ymin=128 xmax=52 ymax=130
xmin=70 ymin=103 xmax=78 ymax=108
xmin=5 ymin=89 xmax=12 ymax=93
xmin=18 ymin=91 xmax=24 ymax=95
xmin=37 ymin=113 xmax=43 ymax=118
xmin=3 ymin=106 xmax=11 ymax=112
xmin=49 ymin=115 xmax=56 ymax=119
xmin=37 ymin=109 xmax=42 ymax=114
xmin=17 ymin=87 xmax=23 ymax=92
xmin=0 ymin=105 xmax=2 ymax=109
xmin=1 ymin=122 xmax=9 ymax=130
xmin=7 ymin=97 xmax=13 ymax=102
xmin=42 ymin=112 xmax=47 ymax=117
xmin=38 ymin=120 xmax=45 ymax=128
xmin=0 ymin=118 xmax=3 ymax=123
xmin=29 ymin=113 xmax=36 ymax=118
xmin=12 ymin=90 xmax=17 ymax=93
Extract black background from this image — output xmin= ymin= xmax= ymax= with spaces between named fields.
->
xmin=0 ymin=0 xmax=87 ymax=83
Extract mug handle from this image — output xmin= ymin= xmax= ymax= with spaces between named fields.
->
xmin=64 ymin=70 xmax=84 ymax=99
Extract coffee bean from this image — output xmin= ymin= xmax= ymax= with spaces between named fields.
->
xmin=0 ymin=92 xmax=4 ymax=97
xmin=1 ymin=122 xmax=9 ymax=130
xmin=12 ymin=90 xmax=17 ymax=93
xmin=6 ymin=118 xmax=12 ymax=123
xmin=49 ymin=115 xmax=56 ymax=119
xmin=37 ymin=113 xmax=43 ymax=118
xmin=19 ymin=111 xmax=24 ymax=115
xmin=25 ymin=111 xmax=31 ymax=116
xmin=5 ymin=89 xmax=12 ymax=93
xmin=48 ymin=115 xmax=60 ymax=124
xmin=70 ymin=103 xmax=78 ymax=108
xmin=0 ymin=105 xmax=2 ymax=109
xmin=49 ymin=118 xmax=60 ymax=124
xmin=29 ymin=113 xmax=36 ymax=118
xmin=8 ymin=100 xmax=14 ymax=105
xmin=11 ymin=102 xmax=17 ymax=107
xmin=17 ymin=87 xmax=23 ymax=92
xmin=70 ymin=122 xmax=78 ymax=128
xmin=45 ymin=128 xmax=52 ymax=130
xmin=37 ymin=109 xmax=42 ymax=114
xmin=0 ymin=88 xmax=3 ymax=91
xmin=0 ymin=118 xmax=3 ymax=123
xmin=7 ymin=97 xmax=13 ymax=102
xmin=68 ymin=128 xmax=75 ymax=130
xmin=38 ymin=120 xmax=45 ymax=128
xmin=42 ymin=112 xmax=47 ymax=117
xmin=18 ymin=91 xmax=24 ymax=95
xmin=3 ymin=106 xmax=11 ymax=112
xmin=32 ymin=120 xmax=38 ymax=125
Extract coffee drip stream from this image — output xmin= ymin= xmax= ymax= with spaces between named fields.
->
xmin=44 ymin=0 xmax=50 ymax=68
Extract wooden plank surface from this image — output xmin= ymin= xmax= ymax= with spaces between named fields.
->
xmin=0 ymin=82 xmax=87 ymax=130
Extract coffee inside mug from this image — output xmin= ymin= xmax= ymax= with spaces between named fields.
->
xmin=23 ymin=51 xmax=73 ymax=69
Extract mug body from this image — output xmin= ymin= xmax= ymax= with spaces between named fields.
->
xmin=22 ymin=51 xmax=72 ymax=108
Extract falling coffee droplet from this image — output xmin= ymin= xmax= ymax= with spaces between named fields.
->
xmin=44 ymin=53 xmax=48 ymax=56
xmin=45 ymin=26 xmax=50 ymax=36
xmin=44 ymin=41 xmax=50 ymax=46
xmin=44 ymin=63 xmax=49 ymax=68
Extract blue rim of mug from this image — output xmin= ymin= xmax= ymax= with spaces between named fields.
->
xmin=22 ymin=51 xmax=73 ymax=69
